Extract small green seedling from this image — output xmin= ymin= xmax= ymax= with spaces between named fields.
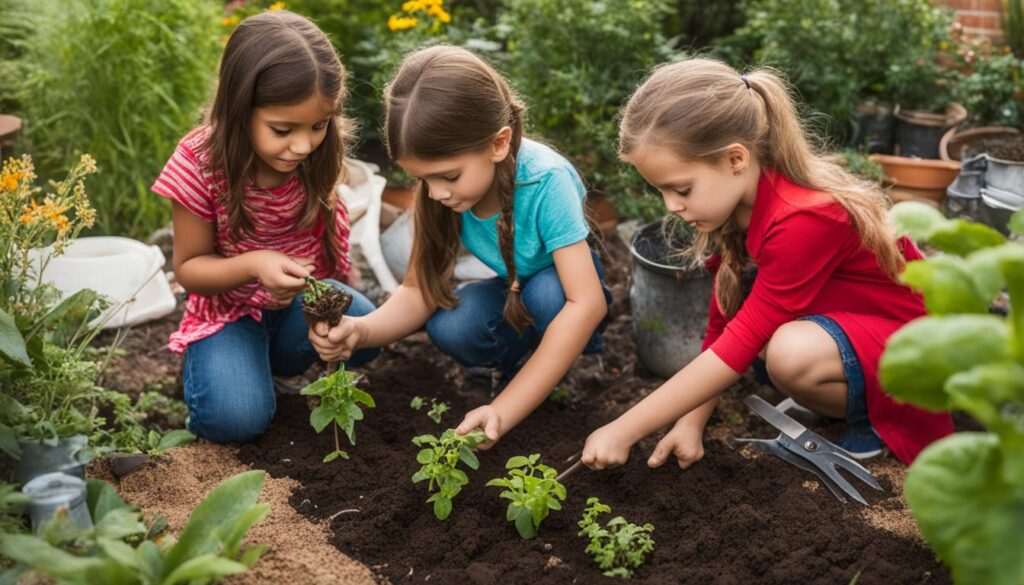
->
xmin=548 ymin=386 xmax=570 ymax=405
xmin=578 ymin=497 xmax=655 ymax=578
xmin=411 ymin=428 xmax=486 ymax=520
xmin=426 ymin=399 xmax=450 ymax=424
xmin=486 ymin=454 xmax=567 ymax=539
xmin=410 ymin=396 xmax=425 ymax=410
xmin=300 ymin=365 xmax=374 ymax=462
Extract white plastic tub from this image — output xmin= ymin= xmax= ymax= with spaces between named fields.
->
xmin=34 ymin=236 xmax=177 ymax=328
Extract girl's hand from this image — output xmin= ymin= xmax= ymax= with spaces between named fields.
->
xmin=250 ymin=250 xmax=313 ymax=307
xmin=309 ymin=316 xmax=367 ymax=362
xmin=647 ymin=418 xmax=706 ymax=470
xmin=581 ymin=422 xmax=636 ymax=470
xmin=456 ymin=405 xmax=503 ymax=450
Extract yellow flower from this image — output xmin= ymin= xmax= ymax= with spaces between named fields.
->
xmin=388 ymin=14 xmax=418 ymax=31
xmin=427 ymin=5 xmax=450 ymax=22
xmin=268 ymin=1 xmax=285 ymax=11
xmin=402 ymin=0 xmax=424 ymax=12
xmin=78 ymin=154 xmax=97 ymax=175
xmin=222 ymin=15 xmax=240 ymax=26
xmin=1 ymin=171 xmax=22 ymax=193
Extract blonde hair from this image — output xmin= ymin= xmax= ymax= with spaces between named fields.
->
xmin=619 ymin=58 xmax=903 ymax=315
xmin=384 ymin=45 xmax=532 ymax=332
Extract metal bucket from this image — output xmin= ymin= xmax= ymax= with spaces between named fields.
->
xmin=22 ymin=472 xmax=92 ymax=532
xmin=15 ymin=435 xmax=88 ymax=485
xmin=629 ymin=221 xmax=713 ymax=378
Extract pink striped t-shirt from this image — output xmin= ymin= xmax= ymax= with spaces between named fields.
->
xmin=152 ymin=126 xmax=351 ymax=353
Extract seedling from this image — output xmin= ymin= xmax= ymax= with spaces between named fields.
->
xmin=302 ymin=275 xmax=353 ymax=328
xmin=426 ymin=399 xmax=450 ymax=424
xmin=486 ymin=454 xmax=567 ymax=539
xmin=411 ymin=428 xmax=486 ymax=520
xmin=578 ymin=497 xmax=655 ymax=578
xmin=300 ymin=365 xmax=374 ymax=462
xmin=410 ymin=396 xmax=425 ymax=410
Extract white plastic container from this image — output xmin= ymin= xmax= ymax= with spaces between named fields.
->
xmin=34 ymin=236 xmax=177 ymax=328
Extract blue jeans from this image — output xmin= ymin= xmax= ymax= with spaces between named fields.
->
xmin=425 ymin=250 xmax=612 ymax=377
xmin=183 ymin=280 xmax=378 ymax=443
xmin=752 ymin=314 xmax=869 ymax=427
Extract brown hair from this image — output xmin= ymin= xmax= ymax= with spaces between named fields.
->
xmin=619 ymin=58 xmax=904 ymax=315
xmin=201 ymin=10 xmax=354 ymax=273
xmin=384 ymin=45 xmax=532 ymax=332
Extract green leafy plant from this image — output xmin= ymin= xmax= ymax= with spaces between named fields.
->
xmin=300 ymin=365 xmax=375 ymax=463
xmin=950 ymin=34 xmax=1024 ymax=127
xmin=880 ymin=203 xmax=1024 ymax=585
xmin=426 ymin=399 xmax=450 ymax=424
xmin=0 ymin=470 xmax=269 ymax=584
xmin=0 ymin=481 xmax=28 ymax=536
xmin=411 ymin=428 xmax=486 ymax=520
xmin=577 ymin=497 xmax=655 ymax=579
xmin=410 ymin=396 xmax=425 ymax=410
xmin=486 ymin=454 xmax=567 ymax=539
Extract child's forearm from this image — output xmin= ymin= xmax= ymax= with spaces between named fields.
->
xmin=679 ymin=396 xmax=719 ymax=431
xmin=175 ymin=251 xmax=265 ymax=297
xmin=357 ymin=284 xmax=434 ymax=347
xmin=490 ymin=296 xmax=607 ymax=432
xmin=614 ymin=350 xmax=740 ymax=444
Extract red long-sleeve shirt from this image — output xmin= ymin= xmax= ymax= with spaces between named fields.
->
xmin=703 ymin=169 xmax=953 ymax=463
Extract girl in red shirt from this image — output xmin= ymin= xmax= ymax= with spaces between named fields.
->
xmin=582 ymin=58 xmax=953 ymax=471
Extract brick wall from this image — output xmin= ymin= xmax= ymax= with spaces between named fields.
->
xmin=935 ymin=0 xmax=1005 ymax=42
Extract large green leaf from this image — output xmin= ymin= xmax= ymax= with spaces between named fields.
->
xmin=905 ymin=433 xmax=1024 ymax=585
xmin=0 ymin=308 xmax=30 ymax=367
xmin=86 ymin=479 xmax=130 ymax=523
xmin=901 ymin=257 xmax=988 ymax=314
xmin=93 ymin=507 xmax=146 ymax=542
xmin=945 ymin=362 xmax=1024 ymax=484
xmin=1009 ymin=209 xmax=1024 ymax=237
xmin=928 ymin=219 xmax=1006 ymax=256
xmin=0 ymin=533 xmax=106 ymax=581
xmin=880 ymin=315 xmax=1010 ymax=411
xmin=889 ymin=201 xmax=946 ymax=240
xmin=964 ymin=244 xmax=1024 ymax=301
xmin=161 ymin=553 xmax=248 ymax=585
xmin=160 ymin=470 xmax=266 ymax=579
xmin=151 ymin=429 xmax=195 ymax=454
xmin=309 ymin=406 xmax=332 ymax=433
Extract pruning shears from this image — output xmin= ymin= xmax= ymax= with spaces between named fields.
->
xmin=731 ymin=394 xmax=884 ymax=505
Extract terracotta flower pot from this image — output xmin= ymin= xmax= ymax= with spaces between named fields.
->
xmin=382 ymin=186 xmax=415 ymax=210
xmin=869 ymin=154 xmax=961 ymax=207
xmin=939 ymin=126 xmax=1023 ymax=162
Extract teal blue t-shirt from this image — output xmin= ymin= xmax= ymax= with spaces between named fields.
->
xmin=460 ymin=139 xmax=589 ymax=281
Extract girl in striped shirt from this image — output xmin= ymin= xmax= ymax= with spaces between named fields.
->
xmin=152 ymin=11 xmax=377 ymax=444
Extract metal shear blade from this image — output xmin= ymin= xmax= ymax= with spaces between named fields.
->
xmin=734 ymin=394 xmax=883 ymax=505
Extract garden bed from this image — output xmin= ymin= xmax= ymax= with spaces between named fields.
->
xmin=99 ymin=237 xmax=950 ymax=584
xmin=235 ymin=238 xmax=947 ymax=585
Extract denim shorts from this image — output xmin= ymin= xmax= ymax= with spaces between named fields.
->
xmin=752 ymin=314 xmax=868 ymax=426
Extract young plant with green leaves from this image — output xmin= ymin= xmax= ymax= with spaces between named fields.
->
xmin=411 ymin=428 xmax=486 ymax=520
xmin=0 ymin=470 xmax=269 ymax=584
xmin=881 ymin=203 xmax=1024 ymax=585
xmin=486 ymin=454 xmax=567 ymax=539
xmin=301 ymin=276 xmax=352 ymax=328
xmin=409 ymin=396 xmax=425 ymax=411
xmin=300 ymin=365 xmax=374 ymax=463
xmin=426 ymin=399 xmax=450 ymax=424
xmin=578 ymin=497 xmax=655 ymax=578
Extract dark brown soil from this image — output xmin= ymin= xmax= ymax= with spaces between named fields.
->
xmin=238 ymin=239 xmax=950 ymax=585
xmin=303 ymin=285 xmax=353 ymax=328
xmin=968 ymin=135 xmax=1024 ymax=162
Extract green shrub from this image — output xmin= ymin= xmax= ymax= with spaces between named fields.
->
xmin=0 ymin=0 xmax=221 ymax=238
xmin=951 ymin=38 xmax=1024 ymax=127
xmin=725 ymin=0 xmax=955 ymax=135
xmin=497 ymin=0 xmax=681 ymax=222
